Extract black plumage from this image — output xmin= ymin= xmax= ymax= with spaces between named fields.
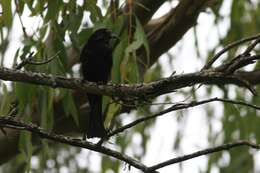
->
xmin=80 ymin=28 xmax=115 ymax=139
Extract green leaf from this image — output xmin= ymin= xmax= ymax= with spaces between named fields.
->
xmin=13 ymin=48 xmax=20 ymax=68
xmin=125 ymin=39 xmax=142 ymax=55
xmin=0 ymin=83 xmax=11 ymax=115
xmin=69 ymin=6 xmax=83 ymax=33
xmin=126 ymin=54 xmax=140 ymax=83
xmin=33 ymin=1 xmax=45 ymax=16
xmin=135 ymin=17 xmax=150 ymax=66
xmin=24 ymin=0 xmax=34 ymax=11
xmin=119 ymin=16 xmax=150 ymax=83
xmin=15 ymin=0 xmax=25 ymax=14
xmin=49 ymin=24 xmax=68 ymax=73
xmin=39 ymin=24 xmax=48 ymax=40
xmin=62 ymin=90 xmax=79 ymax=126
xmin=19 ymin=115 xmax=33 ymax=172
xmin=112 ymin=32 xmax=128 ymax=83
xmin=39 ymin=140 xmax=50 ymax=169
xmin=39 ymin=87 xmax=54 ymax=130
xmin=15 ymin=83 xmax=36 ymax=115
xmin=101 ymin=157 xmax=119 ymax=173
xmin=85 ymin=0 xmax=103 ymax=23
xmin=1 ymin=0 xmax=12 ymax=27
xmin=45 ymin=0 xmax=62 ymax=22
xmin=104 ymin=101 xmax=120 ymax=127
xmin=78 ymin=28 xmax=93 ymax=46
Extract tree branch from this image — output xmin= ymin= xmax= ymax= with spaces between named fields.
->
xmin=147 ymin=140 xmax=260 ymax=172
xmin=1 ymin=116 xmax=259 ymax=173
xmin=0 ymin=67 xmax=257 ymax=99
xmin=0 ymin=116 xmax=151 ymax=172
xmin=203 ymin=33 xmax=260 ymax=70
xmin=108 ymin=97 xmax=260 ymax=137
xmin=235 ymin=70 xmax=260 ymax=85
xmin=127 ymin=0 xmax=166 ymax=26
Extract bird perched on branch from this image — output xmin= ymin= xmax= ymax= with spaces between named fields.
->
xmin=80 ymin=28 xmax=117 ymax=139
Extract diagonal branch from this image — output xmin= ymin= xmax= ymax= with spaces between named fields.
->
xmin=147 ymin=140 xmax=260 ymax=172
xmin=1 ymin=116 xmax=259 ymax=172
xmin=203 ymin=33 xmax=260 ymax=70
xmin=125 ymin=0 xmax=166 ymax=26
xmin=108 ymin=97 xmax=260 ymax=137
xmin=0 ymin=116 xmax=151 ymax=172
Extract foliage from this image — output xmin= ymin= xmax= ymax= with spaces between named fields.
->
xmin=0 ymin=0 xmax=260 ymax=173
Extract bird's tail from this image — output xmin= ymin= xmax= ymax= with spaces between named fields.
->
xmin=84 ymin=94 xmax=107 ymax=139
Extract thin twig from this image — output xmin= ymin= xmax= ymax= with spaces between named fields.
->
xmin=225 ymin=54 xmax=260 ymax=74
xmin=16 ymin=51 xmax=61 ymax=69
xmin=28 ymin=50 xmax=61 ymax=65
xmin=15 ymin=52 xmax=34 ymax=70
xmin=108 ymin=97 xmax=260 ymax=137
xmin=243 ymin=37 xmax=260 ymax=55
xmin=15 ymin=1 xmax=28 ymax=38
xmin=147 ymin=140 xmax=260 ymax=172
xmin=203 ymin=33 xmax=260 ymax=70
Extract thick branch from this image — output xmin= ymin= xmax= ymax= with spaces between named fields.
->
xmin=235 ymin=70 xmax=260 ymax=85
xmin=0 ymin=67 xmax=256 ymax=99
xmin=128 ymin=0 xmax=166 ymax=25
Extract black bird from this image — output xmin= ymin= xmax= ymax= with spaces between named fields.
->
xmin=80 ymin=28 xmax=116 ymax=139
